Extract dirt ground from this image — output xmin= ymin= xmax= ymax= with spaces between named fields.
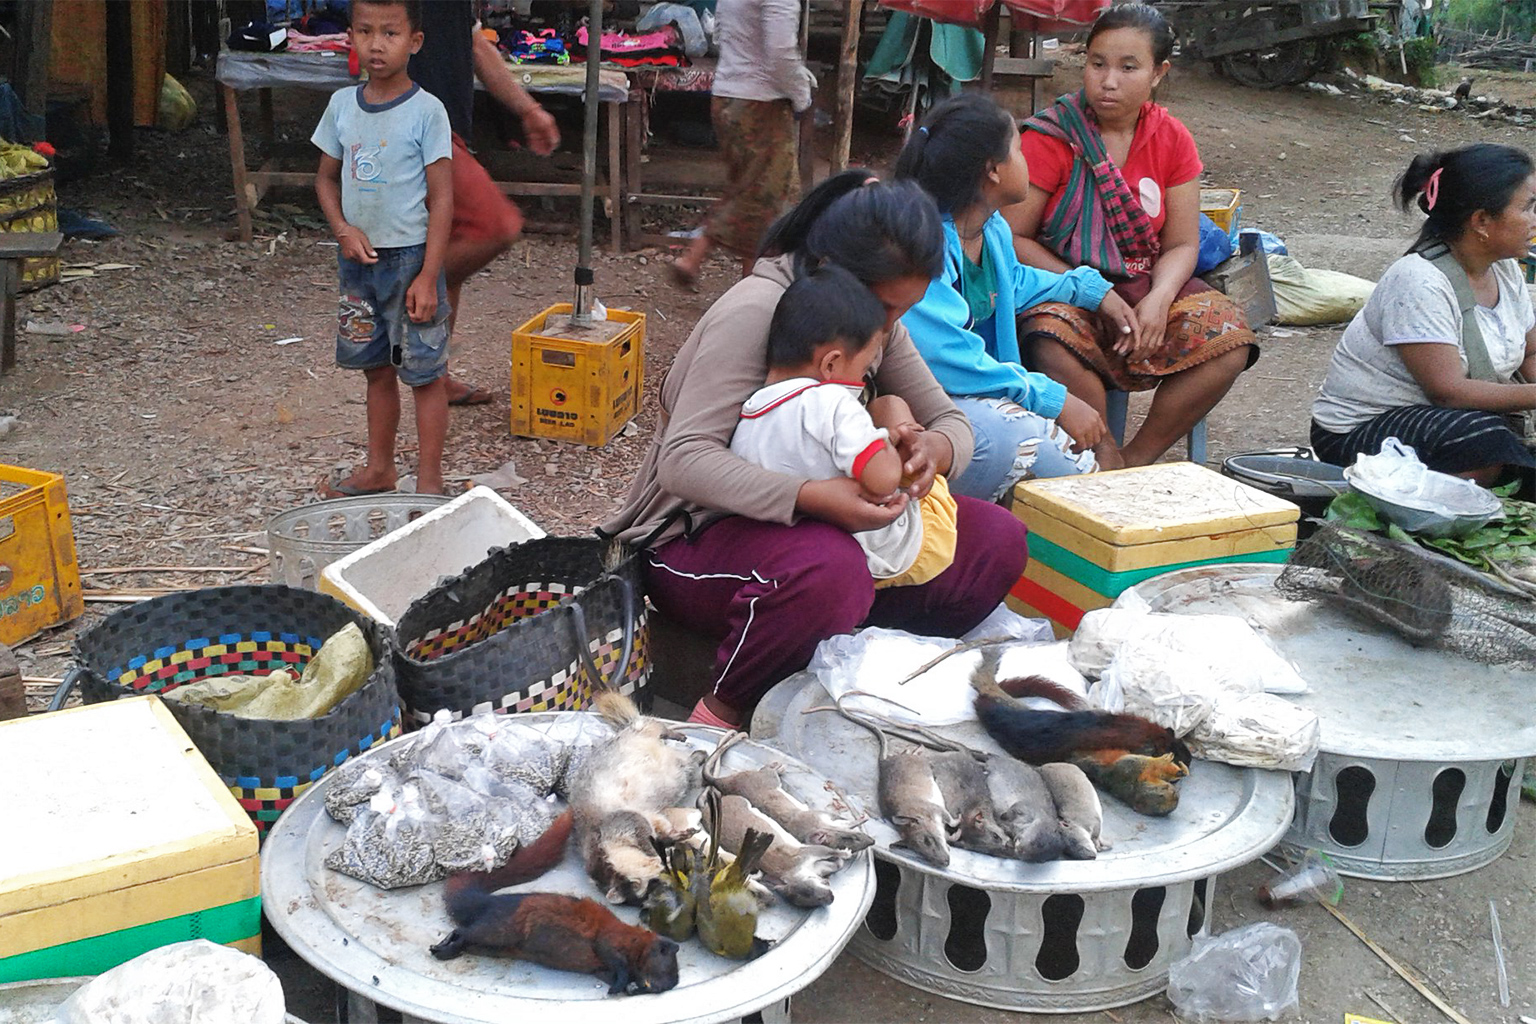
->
xmin=7 ymin=50 xmax=1536 ymax=1023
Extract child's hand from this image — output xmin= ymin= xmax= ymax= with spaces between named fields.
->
xmin=406 ymin=273 xmax=438 ymax=324
xmin=338 ymin=226 xmax=378 ymax=265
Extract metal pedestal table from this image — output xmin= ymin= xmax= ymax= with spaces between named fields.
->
xmin=262 ymin=715 xmax=875 ymax=1024
xmin=1123 ymin=564 xmax=1536 ymax=881
xmin=753 ymin=674 xmax=1293 ymax=1014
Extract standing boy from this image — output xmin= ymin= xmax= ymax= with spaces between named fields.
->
xmin=313 ymin=0 xmax=454 ymax=496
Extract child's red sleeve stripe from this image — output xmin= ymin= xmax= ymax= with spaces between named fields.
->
xmin=851 ymin=439 xmax=888 ymax=481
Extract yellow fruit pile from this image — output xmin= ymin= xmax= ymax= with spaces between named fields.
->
xmin=0 ymin=141 xmax=48 ymax=180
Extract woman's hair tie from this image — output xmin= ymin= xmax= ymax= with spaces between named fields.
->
xmin=918 ymin=125 xmax=929 ymax=136
xmin=1424 ymin=166 xmax=1443 ymax=212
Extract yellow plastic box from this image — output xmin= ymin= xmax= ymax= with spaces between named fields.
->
xmin=0 ymin=464 xmax=83 ymax=645
xmin=0 ymin=696 xmax=261 ymax=982
xmin=1008 ymin=463 xmax=1299 ymax=636
xmin=511 ymin=303 xmax=645 ymax=447
xmin=1200 ymin=187 xmax=1242 ymax=243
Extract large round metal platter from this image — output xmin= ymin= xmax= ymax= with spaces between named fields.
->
xmin=1119 ymin=564 xmax=1536 ymax=761
xmin=261 ymin=714 xmax=875 ymax=1024
xmin=753 ymin=671 xmax=1293 ymax=892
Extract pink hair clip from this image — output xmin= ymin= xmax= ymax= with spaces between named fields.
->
xmin=1425 ymin=167 xmax=1443 ymax=211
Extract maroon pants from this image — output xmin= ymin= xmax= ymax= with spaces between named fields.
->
xmin=643 ymin=495 xmax=1029 ymax=715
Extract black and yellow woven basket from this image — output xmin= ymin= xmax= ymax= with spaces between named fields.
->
xmin=394 ymin=536 xmax=649 ymax=725
xmin=55 ymin=585 xmax=402 ymax=836
xmin=0 ymin=167 xmax=59 ymax=292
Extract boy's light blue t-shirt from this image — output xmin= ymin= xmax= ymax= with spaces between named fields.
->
xmin=311 ymin=83 xmax=452 ymax=250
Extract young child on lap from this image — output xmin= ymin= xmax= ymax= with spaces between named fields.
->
xmin=730 ymin=265 xmax=959 ymax=588
xmin=312 ymin=0 xmax=453 ymax=496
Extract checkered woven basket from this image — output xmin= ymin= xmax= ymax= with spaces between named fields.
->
xmin=394 ymin=536 xmax=649 ymax=726
xmin=62 ymin=585 xmax=401 ymax=836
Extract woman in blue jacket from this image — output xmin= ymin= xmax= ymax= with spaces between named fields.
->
xmin=895 ymin=92 xmax=1138 ymax=502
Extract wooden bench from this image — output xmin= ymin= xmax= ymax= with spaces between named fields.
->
xmin=0 ymin=232 xmax=63 ymax=375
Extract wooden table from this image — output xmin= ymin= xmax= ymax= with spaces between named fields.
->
xmin=0 ymin=232 xmax=63 ymax=375
xmin=214 ymin=52 xmax=629 ymax=251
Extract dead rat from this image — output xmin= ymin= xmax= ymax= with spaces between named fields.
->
xmin=928 ymin=749 xmax=1013 ymax=856
xmin=983 ymin=756 xmax=1068 ymax=863
xmin=1038 ymin=762 xmax=1108 ymax=859
xmin=805 ymin=698 xmax=956 ymax=868
xmin=699 ymin=791 xmax=851 ymax=907
xmin=702 ymin=732 xmax=873 ymax=852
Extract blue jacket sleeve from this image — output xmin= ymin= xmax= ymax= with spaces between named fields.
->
xmin=1010 ymin=262 xmax=1113 ymax=315
xmin=900 ymin=274 xmax=1070 ymax=418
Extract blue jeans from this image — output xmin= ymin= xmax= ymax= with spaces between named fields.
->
xmin=948 ymin=396 xmax=1097 ymax=503
xmin=335 ymin=244 xmax=450 ymax=387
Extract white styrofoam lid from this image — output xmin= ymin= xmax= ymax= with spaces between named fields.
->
xmin=0 ymin=700 xmax=241 ymax=881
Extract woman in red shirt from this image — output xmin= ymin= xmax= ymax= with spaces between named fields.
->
xmin=1004 ymin=3 xmax=1258 ymax=469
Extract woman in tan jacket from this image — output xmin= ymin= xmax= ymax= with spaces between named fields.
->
xmin=604 ymin=171 xmax=1030 ymax=727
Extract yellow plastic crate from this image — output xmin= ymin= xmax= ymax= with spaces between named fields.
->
xmin=511 ymin=303 xmax=645 ymax=447
xmin=0 ymin=464 xmax=83 ymax=645
xmin=0 ymin=696 xmax=261 ymax=982
xmin=1200 ymin=187 xmax=1242 ymax=243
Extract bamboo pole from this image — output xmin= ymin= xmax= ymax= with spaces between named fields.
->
xmin=833 ymin=0 xmax=865 ymax=174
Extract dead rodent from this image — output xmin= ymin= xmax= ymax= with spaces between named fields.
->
xmin=1072 ymin=752 xmax=1187 ymax=817
xmin=984 ymin=756 xmax=1067 ymax=862
xmin=928 ymin=750 xmax=1012 ymax=856
xmin=700 ymin=791 xmax=851 ymax=907
xmin=971 ymin=650 xmax=1190 ymax=767
xmin=1038 ymin=762 xmax=1107 ymax=859
xmin=566 ymin=692 xmax=707 ymax=904
xmin=703 ymin=732 xmax=873 ymax=852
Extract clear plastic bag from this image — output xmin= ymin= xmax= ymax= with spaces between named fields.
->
xmin=415 ymin=709 xmax=472 ymax=779
xmin=411 ymin=768 xmax=520 ymax=873
xmin=1167 ymin=922 xmax=1302 ymax=1021
xmin=324 ymin=784 xmax=445 ymax=889
xmin=323 ymin=761 xmax=396 ymax=825
xmin=1073 ymin=600 xmax=1308 ymax=695
xmin=463 ymin=764 xmax=562 ymax=845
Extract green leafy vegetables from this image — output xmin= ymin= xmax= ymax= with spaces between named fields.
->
xmin=1324 ymin=482 xmax=1536 ymax=571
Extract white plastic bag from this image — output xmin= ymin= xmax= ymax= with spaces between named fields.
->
xmin=807 ymin=627 xmax=1081 ymax=726
xmin=1266 ymin=253 xmax=1374 ymax=326
xmin=1188 ymin=692 xmax=1320 ymax=772
xmin=961 ymin=601 xmax=1056 ymax=644
xmin=1346 ymin=438 xmax=1502 ymax=520
xmin=1072 ymin=604 xmax=1308 ymax=695
xmin=56 ymin=940 xmax=285 ymax=1024
xmin=1167 ymin=922 xmax=1302 ymax=1021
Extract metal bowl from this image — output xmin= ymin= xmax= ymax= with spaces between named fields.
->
xmin=1343 ymin=467 xmax=1501 ymax=539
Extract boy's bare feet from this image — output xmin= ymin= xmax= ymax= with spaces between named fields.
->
xmin=445 ymin=376 xmax=492 ymax=406
xmin=317 ymin=468 xmax=396 ymax=499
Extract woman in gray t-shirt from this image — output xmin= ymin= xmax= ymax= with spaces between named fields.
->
xmin=1311 ymin=144 xmax=1536 ymax=484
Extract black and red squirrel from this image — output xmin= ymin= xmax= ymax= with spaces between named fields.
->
xmin=428 ymin=810 xmax=681 ymax=996
xmin=971 ymin=650 xmax=1191 ymax=766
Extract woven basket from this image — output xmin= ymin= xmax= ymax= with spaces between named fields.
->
xmin=58 ymin=585 xmax=402 ymax=836
xmin=394 ymin=536 xmax=649 ymax=725
xmin=0 ymin=167 xmax=60 ymax=292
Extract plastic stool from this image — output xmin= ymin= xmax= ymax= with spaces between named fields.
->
xmin=1104 ymin=390 xmax=1208 ymax=464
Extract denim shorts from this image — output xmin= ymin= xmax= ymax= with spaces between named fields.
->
xmin=335 ymin=244 xmax=450 ymax=387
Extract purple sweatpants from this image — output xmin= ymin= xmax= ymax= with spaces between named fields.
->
xmin=643 ymin=495 xmax=1029 ymax=716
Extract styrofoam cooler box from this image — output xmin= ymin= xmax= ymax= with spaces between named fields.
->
xmin=319 ymin=486 xmax=545 ymax=627
xmin=0 ymin=697 xmax=260 ymax=982
xmin=1008 ymin=463 xmax=1300 ymax=636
